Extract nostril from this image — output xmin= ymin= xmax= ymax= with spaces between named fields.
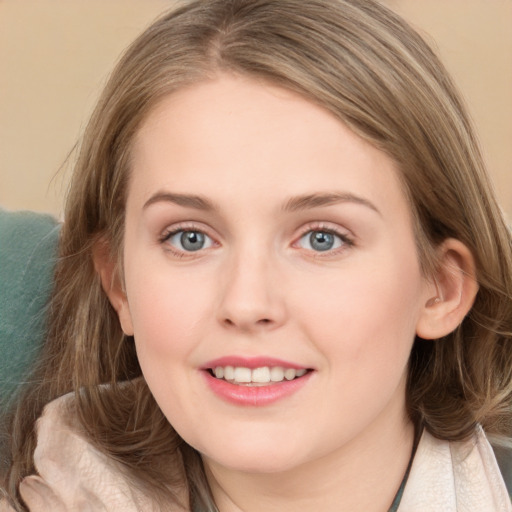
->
xmin=222 ymin=317 xmax=272 ymax=328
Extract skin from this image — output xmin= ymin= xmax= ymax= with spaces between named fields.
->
xmin=99 ymin=73 xmax=477 ymax=512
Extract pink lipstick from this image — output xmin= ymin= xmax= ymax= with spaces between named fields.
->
xmin=201 ymin=356 xmax=313 ymax=406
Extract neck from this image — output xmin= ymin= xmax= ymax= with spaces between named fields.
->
xmin=203 ymin=409 xmax=414 ymax=512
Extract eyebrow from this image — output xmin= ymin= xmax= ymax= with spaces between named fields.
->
xmin=283 ymin=192 xmax=381 ymax=215
xmin=143 ymin=192 xmax=215 ymax=211
xmin=143 ymin=190 xmax=380 ymax=216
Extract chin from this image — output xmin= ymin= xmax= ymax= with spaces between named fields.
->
xmin=192 ymin=430 xmax=305 ymax=474
xmin=206 ymin=450 xmax=304 ymax=475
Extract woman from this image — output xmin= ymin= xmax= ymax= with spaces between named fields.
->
xmin=3 ymin=0 xmax=512 ymax=510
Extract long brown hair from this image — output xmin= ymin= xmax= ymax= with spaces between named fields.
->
xmin=4 ymin=0 xmax=512 ymax=510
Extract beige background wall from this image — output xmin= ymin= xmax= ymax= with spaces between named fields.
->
xmin=1 ymin=0 xmax=511 ymax=220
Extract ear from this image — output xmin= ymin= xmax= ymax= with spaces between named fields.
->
xmin=416 ymin=238 xmax=479 ymax=340
xmin=92 ymin=238 xmax=134 ymax=336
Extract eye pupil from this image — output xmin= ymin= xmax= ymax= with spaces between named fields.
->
xmin=310 ymin=231 xmax=334 ymax=251
xmin=181 ymin=231 xmax=205 ymax=251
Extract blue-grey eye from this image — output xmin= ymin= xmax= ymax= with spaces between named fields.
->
xmin=298 ymin=230 xmax=343 ymax=252
xmin=167 ymin=230 xmax=213 ymax=252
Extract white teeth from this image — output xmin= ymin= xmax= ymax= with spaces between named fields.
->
xmin=212 ymin=365 xmax=308 ymax=384
xmin=224 ymin=366 xmax=235 ymax=380
xmin=284 ymin=368 xmax=296 ymax=381
xmin=252 ymin=367 xmax=271 ymax=383
xmin=233 ymin=367 xmax=252 ymax=383
xmin=270 ymin=366 xmax=285 ymax=382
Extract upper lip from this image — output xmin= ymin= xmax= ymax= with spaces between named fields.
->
xmin=201 ymin=356 xmax=310 ymax=370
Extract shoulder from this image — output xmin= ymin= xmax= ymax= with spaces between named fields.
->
xmin=18 ymin=394 xmax=160 ymax=511
xmin=400 ymin=427 xmax=512 ymax=511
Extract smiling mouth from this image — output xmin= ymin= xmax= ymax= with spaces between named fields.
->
xmin=208 ymin=366 xmax=311 ymax=386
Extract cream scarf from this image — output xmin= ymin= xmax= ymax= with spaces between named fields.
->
xmin=400 ymin=427 xmax=511 ymax=511
xmin=3 ymin=396 xmax=511 ymax=511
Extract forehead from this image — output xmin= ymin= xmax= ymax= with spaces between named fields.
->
xmin=128 ymin=73 xmax=409 ymax=219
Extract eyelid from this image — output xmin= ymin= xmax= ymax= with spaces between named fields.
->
xmin=159 ymin=221 xmax=216 ymax=239
xmin=294 ymin=221 xmax=354 ymax=240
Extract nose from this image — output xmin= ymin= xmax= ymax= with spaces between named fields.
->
xmin=217 ymin=250 xmax=287 ymax=333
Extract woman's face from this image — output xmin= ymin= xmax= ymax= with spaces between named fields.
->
xmin=119 ymin=74 xmax=432 ymax=474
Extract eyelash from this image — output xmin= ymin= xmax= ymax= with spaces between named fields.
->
xmin=158 ymin=222 xmax=355 ymax=257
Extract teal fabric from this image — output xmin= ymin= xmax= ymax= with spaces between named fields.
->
xmin=0 ymin=208 xmax=59 ymax=411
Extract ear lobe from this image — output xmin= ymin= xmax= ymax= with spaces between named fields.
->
xmin=416 ymin=239 xmax=479 ymax=340
xmin=92 ymin=239 xmax=134 ymax=336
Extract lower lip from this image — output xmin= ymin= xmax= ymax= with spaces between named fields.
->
xmin=202 ymin=371 xmax=312 ymax=406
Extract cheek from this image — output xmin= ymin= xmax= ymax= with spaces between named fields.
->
xmin=124 ymin=266 xmax=217 ymax=417
xmin=124 ymin=260 xmax=215 ymax=362
xmin=293 ymin=253 xmax=424 ymax=370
